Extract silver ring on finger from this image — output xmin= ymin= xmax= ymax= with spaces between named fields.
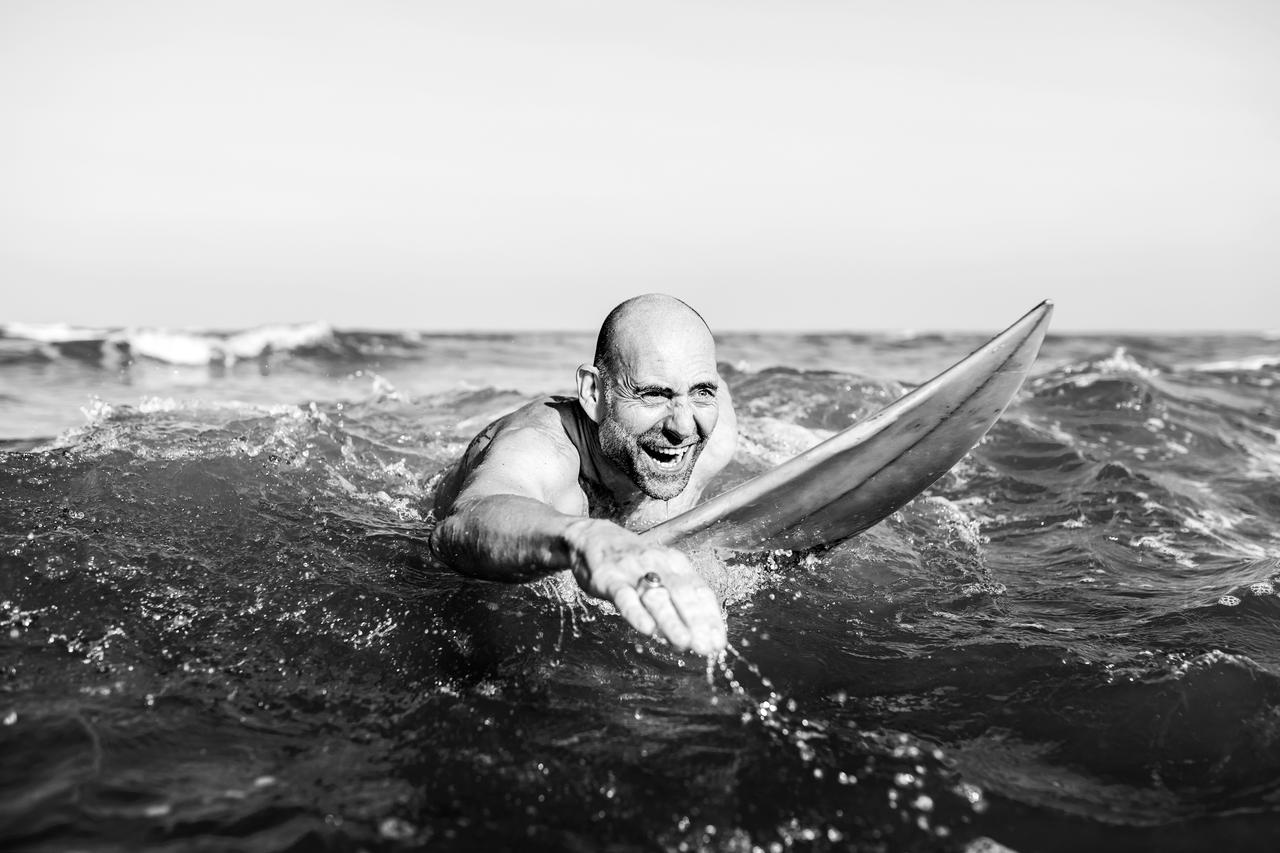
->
xmin=636 ymin=571 xmax=664 ymax=595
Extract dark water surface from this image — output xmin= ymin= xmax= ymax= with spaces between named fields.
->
xmin=2 ymin=323 xmax=1279 ymax=851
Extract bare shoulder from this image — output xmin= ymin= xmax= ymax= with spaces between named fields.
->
xmin=493 ymin=396 xmax=573 ymax=435
xmin=435 ymin=397 xmax=586 ymax=516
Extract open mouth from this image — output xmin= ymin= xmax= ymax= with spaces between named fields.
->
xmin=642 ymin=443 xmax=693 ymax=472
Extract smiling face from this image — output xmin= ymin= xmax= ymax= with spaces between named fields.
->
xmin=586 ymin=297 xmax=722 ymax=501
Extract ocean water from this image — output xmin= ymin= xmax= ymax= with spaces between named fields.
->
xmin=2 ymin=320 xmax=1279 ymax=852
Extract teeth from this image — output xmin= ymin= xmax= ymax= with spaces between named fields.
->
xmin=648 ymin=446 xmax=688 ymax=468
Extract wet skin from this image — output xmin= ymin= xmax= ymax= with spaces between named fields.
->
xmin=592 ymin=324 xmax=722 ymax=502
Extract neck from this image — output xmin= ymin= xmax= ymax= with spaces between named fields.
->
xmin=577 ymin=423 xmax=685 ymax=529
xmin=575 ymin=430 xmax=647 ymax=527
xmin=557 ymin=399 xmax=698 ymax=529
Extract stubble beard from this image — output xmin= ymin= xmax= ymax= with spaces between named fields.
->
xmin=597 ymin=415 xmax=704 ymax=501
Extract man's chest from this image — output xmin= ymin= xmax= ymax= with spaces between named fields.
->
xmin=577 ymin=473 xmax=701 ymax=531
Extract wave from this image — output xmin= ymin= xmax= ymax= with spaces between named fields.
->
xmin=1182 ymin=353 xmax=1280 ymax=375
xmin=0 ymin=322 xmax=430 ymax=366
xmin=126 ymin=322 xmax=338 ymax=365
xmin=1037 ymin=346 xmax=1164 ymax=387
xmin=0 ymin=321 xmax=116 ymax=342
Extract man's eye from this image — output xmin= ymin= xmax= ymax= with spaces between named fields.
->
xmin=641 ymin=391 xmax=668 ymax=402
xmin=692 ymin=387 xmax=716 ymax=400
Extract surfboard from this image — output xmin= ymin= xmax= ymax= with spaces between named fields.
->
xmin=640 ymin=301 xmax=1054 ymax=552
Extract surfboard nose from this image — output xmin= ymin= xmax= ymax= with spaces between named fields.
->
xmin=1007 ymin=299 xmax=1054 ymax=337
xmin=984 ymin=299 xmax=1054 ymax=375
xmin=1022 ymin=299 xmax=1054 ymax=338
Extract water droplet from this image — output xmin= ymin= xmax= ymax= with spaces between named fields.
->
xmin=379 ymin=817 xmax=416 ymax=840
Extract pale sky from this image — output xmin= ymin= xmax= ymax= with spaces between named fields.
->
xmin=2 ymin=0 xmax=1277 ymax=332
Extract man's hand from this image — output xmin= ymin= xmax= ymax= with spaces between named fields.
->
xmin=564 ymin=518 xmax=727 ymax=657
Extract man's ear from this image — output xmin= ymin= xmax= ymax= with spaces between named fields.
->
xmin=576 ymin=364 xmax=603 ymax=423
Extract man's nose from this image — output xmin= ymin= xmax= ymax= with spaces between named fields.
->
xmin=664 ymin=397 xmax=696 ymax=440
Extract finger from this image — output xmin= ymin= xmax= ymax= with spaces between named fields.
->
xmin=612 ymin=585 xmax=658 ymax=639
xmin=669 ymin=583 xmax=727 ymax=657
xmin=639 ymin=585 xmax=693 ymax=651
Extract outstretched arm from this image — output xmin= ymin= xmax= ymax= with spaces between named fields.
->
xmin=431 ymin=426 xmax=726 ymax=656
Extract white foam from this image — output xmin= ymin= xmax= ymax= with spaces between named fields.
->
xmin=1055 ymin=346 xmax=1160 ymax=390
xmin=1 ymin=322 xmax=112 ymax=342
xmin=1096 ymin=347 xmax=1159 ymax=378
xmin=134 ymin=397 xmax=304 ymax=418
xmin=121 ymin=330 xmax=222 ymax=365
xmin=106 ymin=321 xmax=336 ymax=365
xmin=736 ymin=416 xmax=832 ymax=467
xmin=222 ymin=322 xmax=335 ymax=359
xmin=1184 ymin=354 xmax=1280 ymax=374
xmin=2 ymin=321 xmax=337 ymax=364
xmin=1130 ymin=534 xmax=1196 ymax=568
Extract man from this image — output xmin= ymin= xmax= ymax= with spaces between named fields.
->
xmin=431 ymin=294 xmax=737 ymax=657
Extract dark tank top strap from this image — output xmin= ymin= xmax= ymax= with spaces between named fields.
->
xmin=550 ymin=396 xmax=592 ymax=458
xmin=550 ymin=398 xmax=619 ymax=519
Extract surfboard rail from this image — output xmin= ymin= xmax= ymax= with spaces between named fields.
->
xmin=642 ymin=300 xmax=1054 ymax=551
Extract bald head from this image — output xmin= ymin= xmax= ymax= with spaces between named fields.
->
xmin=583 ymin=294 xmax=722 ymax=500
xmin=593 ymin=294 xmax=714 ymax=379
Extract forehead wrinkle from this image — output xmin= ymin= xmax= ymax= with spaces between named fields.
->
xmin=614 ymin=331 xmax=716 ymax=390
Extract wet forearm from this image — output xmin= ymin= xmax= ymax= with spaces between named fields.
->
xmin=430 ymin=494 xmax=582 ymax=582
